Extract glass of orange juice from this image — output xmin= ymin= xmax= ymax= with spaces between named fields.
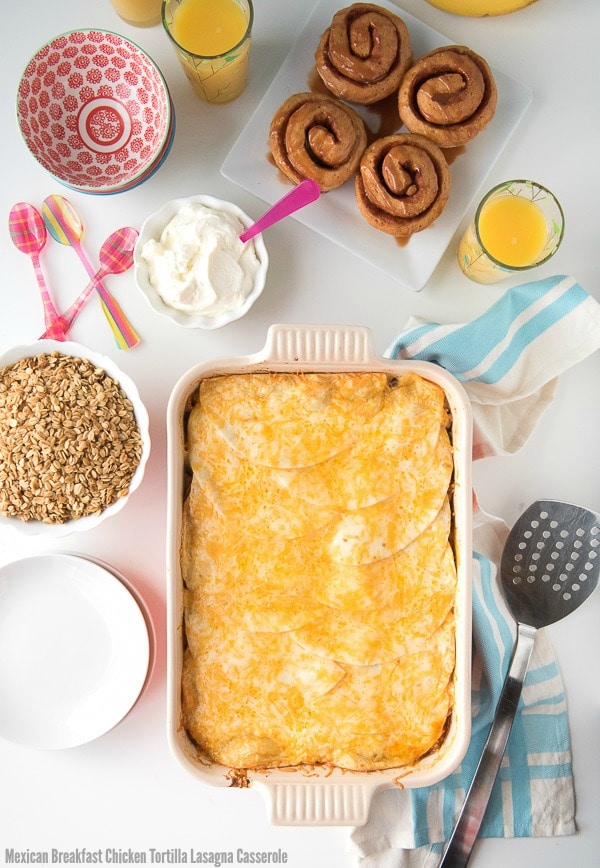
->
xmin=162 ymin=0 xmax=253 ymax=104
xmin=108 ymin=0 xmax=162 ymax=27
xmin=457 ymin=180 xmax=565 ymax=284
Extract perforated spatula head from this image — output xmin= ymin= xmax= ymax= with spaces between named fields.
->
xmin=500 ymin=500 xmax=600 ymax=629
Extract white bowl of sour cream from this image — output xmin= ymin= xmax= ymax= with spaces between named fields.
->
xmin=134 ymin=195 xmax=269 ymax=329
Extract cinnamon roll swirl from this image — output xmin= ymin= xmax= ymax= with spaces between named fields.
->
xmin=269 ymin=92 xmax=367 ymax=191
xmin=354 ymin=133 xmax=451 ymax=236
xmin=315 ymin=3 xmax=412 ymax=105
xmin=398 ymin=45 xmax=497 ymax=147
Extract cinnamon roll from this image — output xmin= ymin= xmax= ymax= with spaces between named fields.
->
xmin=269 ymin=92 xmax=367 ymax=191
xmin=315 ymin=3 xmax=412 ymax=105
xmin=354 ymin=133 xmax=451 ymax=236
xmin=398 ymin=45 xmax=497 ymax=147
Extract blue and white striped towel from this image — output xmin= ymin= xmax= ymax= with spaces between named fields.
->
xmin=350 ymin=274 xmax=600 ymax=867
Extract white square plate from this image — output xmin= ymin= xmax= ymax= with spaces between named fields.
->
xmin=221 ymin=0 xmax=533 ymax=291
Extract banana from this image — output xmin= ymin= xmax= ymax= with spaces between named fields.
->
xmin=424 ymin=0 xmax=539 ymax=16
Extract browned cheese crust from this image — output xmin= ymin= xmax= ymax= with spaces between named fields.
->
xmin=181 ymin=371 xmax=457 ymax=772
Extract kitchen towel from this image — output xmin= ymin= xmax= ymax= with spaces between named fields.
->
xmin=350 ymin=273 xmax=600 ymax=866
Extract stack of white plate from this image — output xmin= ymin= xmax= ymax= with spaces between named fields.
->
xmin=0 ymin=553 xmax=153 ymax=750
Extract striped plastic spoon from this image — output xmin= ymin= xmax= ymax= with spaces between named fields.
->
xmin=9 ymin=202 xmax=68 ymax=340
xmin=39 ymin=227 xmax=139 ymax=339
xmin=41 ymin=195 xmax=140 ymax=350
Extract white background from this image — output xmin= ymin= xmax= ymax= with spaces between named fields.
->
xmin=0 ymin=0 xmax=598 ymax=865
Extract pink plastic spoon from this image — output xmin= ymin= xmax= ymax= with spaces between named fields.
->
xmin=239 ymin=178 xmax=321 ymax=243
xmin=39 ymin=227 xmax=139 ymax=340
xmin=41 ymin=195 xmax=140 ymax=350
xmin=9 ymin=202 xmax=68 ymax=341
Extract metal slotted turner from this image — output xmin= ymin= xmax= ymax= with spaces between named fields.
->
xmin=440 ymin=500 xmax=600 ymax=867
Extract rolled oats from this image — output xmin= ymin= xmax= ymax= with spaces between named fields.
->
xmin=0 ymin=352 xmax=143 ymax=524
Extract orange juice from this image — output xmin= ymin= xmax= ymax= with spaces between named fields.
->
xmin=171 ymin=0 xmax=248 ymax=56
xmin=109 ymin=0 xmax=162 ymax=27
xmin=458 ymin=180 xmax=563 ymax=284
xmin=478 ymin=195 xmax=547 ymax=267
xmin=164 ymin=0 xmax=252 ymax=102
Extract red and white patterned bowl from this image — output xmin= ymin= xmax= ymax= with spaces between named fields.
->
xmin=16 ymin=30 xmax=171 ymax=194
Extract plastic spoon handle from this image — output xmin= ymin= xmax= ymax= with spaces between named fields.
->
xmin=38 ymin=265 xmax=113 ymax=340
xmin=41 ymin=195 xmax=140 ymax=349
xmin=9 ymin=202 xmax=67 ymax=340
xmin=39 ymin=227 xmax=138 ymax=339
xmin=59 ymin=226 xmax=138 ymax=328
xmin=239 ymin=179 xmax=321 ymax=243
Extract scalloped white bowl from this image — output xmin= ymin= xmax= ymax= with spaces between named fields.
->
xmin=133 ymin=194 xmax=269 ymax=330
xmin=0 ymin=340 xmax=150 ymax=537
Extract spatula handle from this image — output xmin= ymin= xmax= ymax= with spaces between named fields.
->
xmin=439 ymin=622 xmax=537 ymax=867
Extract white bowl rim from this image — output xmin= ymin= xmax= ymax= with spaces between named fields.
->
xmin=16 ymin=28 xmax=172 ymax=194
xmin=0 ymin=339 xmax=151 ymax=537
xmin=133 ymin=194 xmax=269 ymax=330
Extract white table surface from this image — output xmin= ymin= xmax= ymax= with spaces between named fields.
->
xmin=1 ymin=0 xmax=598 ymax=865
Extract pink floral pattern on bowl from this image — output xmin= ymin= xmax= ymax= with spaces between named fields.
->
xmin=17 ymin=30 xmax=171 ymax=194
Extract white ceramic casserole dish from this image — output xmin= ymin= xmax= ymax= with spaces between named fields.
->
xmin=166 ymin=324 xmax=473 ymax=826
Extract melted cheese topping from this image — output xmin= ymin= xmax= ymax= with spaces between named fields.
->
xmin=181 ymin=371 xmax=456 ymax=771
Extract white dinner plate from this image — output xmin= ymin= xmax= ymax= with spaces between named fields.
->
xmin=0 ymin=553 xmax=150 ymax=749
xmin=221 ymin=0 xmax=533 ymax=291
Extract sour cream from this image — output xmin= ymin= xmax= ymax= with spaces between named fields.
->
xmin=141 ymin=202 xmax=260 ymax=317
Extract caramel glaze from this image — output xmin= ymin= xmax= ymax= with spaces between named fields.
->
xmin=441 ymin=145 xmax=466 ymax=166
xmin=392 ymin=145 xmax=463 ymax=246
xmin=266 ymin=150 xmax=294 ymax=186
xmin=264 ymin=69 xmax=467 ymax=246
xmin=308 ymin=66 xmax=400 ymax=140
xmin=307 ymin=65 xmax=469 ymax=162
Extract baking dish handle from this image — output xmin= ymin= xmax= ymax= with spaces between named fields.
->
xmin=264 ymin=781 xmax=381 ymax=826
xmin=262 ymin=324 xmax=378 ymax=366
